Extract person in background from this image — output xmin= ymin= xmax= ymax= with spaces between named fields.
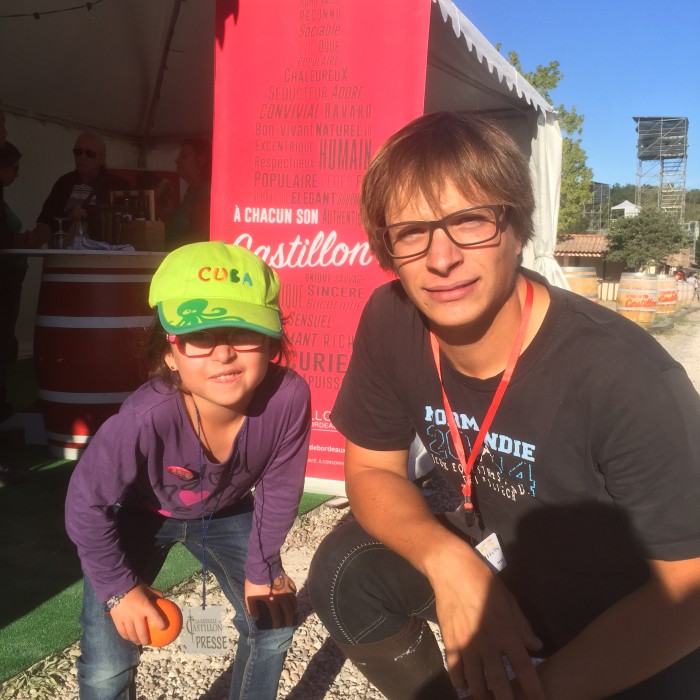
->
xmin=22 ymin=131 xmax=128 ymax=248
xmin=165 ymin=137 xmax=211 ymax=250
xmin=308 ymin=111 xmax=700 ymax=699
xmin=65 ymin=241 xmax=311 ymax=700
xmin=0 ymin=106 xmax=7 ymax=148
xmin=0 ymin=135 xmax=29 ymax=485
xmin=0 ymin=141 xmax=22 ymax=240
xmin=134 ymin=170 xmax=178 ymax=226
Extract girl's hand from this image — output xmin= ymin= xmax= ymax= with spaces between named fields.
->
xmin=108 ymin=583 xmax=166 ymax=645
xmin=245 ymin=572 xmax=298 ymax=629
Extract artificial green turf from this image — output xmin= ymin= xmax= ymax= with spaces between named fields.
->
xmin=298 ymin=491 xmax=331 ymax=514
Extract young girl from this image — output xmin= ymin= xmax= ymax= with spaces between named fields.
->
xmin=65 ymin=241 xmax=311 ymax=700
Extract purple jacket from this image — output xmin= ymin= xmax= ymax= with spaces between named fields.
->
xmin=65 ymin=366 xmax=311 ymax=602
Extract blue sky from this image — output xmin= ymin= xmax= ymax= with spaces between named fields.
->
xmin=453 ymin=1 xmax=700 ymax=191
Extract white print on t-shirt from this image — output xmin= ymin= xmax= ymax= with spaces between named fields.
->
xmin=65 ymin=183 xmax=93 ymax=214
xmin=423 ymin=404 xmax=537 ymax=502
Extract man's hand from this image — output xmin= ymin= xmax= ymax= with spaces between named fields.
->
xmin=431 ymin=547 xmax=544 ymax=700
xmin=66 ymin=206 xmax=87 ymax=222
xmin=109 ymin=583 xmax=166 ymax=645
xmin=245 ymin=572 xmax=297 ymax=630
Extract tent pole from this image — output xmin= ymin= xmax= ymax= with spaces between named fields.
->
xmin=138 ymin=0 xmax=184 ymax=168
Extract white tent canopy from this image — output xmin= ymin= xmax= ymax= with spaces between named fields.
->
xmin=1 ymin=0 xmax=215 ymax=142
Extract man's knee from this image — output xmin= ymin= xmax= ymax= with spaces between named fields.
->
xmin=309 ymin=519 xmax=434 ymax=644
xmin=308 ymin=519 xmax=383 ymax=622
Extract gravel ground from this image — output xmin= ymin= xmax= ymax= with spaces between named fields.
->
xmin=3 ymin=303 xmax=699 ymax=700
xmin=650 ymin=305 xmax=700 ymax=390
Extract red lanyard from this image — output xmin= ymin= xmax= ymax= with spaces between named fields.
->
xmin=429 ymin=279 xmax=534 ymax=511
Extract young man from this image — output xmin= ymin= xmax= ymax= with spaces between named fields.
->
xmin=308 ymin=112 xmax=700 ymax=700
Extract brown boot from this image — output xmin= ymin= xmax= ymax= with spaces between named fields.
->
xmin=336 ymin=616 xmax=459 ymax=700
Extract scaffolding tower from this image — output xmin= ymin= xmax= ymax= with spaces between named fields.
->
xmin=583 ymin=181 xmax=610 ymax=231
xmin=634 ymin=116 xmax=689 ymax=223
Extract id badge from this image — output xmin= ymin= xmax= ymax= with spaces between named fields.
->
xmin=180 ymin=605 xmax=229 ymax=655
xmin=475 ymin=532 xmax=507 ymax=573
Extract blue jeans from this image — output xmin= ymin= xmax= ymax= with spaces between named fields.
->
xmin=76 ymin=498 xmax=295 ymax=700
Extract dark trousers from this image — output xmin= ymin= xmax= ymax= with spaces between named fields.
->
xmin=0 ymin=260 xmax=26 ymax=420
xmin=308 ymin=515 xmax=465 ymax=700
xmin=308 ymin=515 xmax=700 ymax=700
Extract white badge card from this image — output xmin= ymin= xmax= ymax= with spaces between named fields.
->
xmin=475 ymin=532 xmax=507 ymax=573
xmin=181 ymin=605 xmax=230 ymax=655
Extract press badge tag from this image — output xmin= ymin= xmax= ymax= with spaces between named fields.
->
xmin=475 ymin=532 xmax=507 ymax=573
xmin=181 ymin=605 xmax=229 ymax=655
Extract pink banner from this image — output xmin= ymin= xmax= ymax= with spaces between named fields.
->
xmin=211 ymin=0 xmax=430 ymax=488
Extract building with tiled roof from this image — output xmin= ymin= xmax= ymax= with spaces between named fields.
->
xmin=554 ymin=233 xmax=624 ymax=285
xmin=554 ymin=234 xmax=609 ymax=258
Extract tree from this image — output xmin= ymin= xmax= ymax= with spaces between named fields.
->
xmin=503 ymin=51 xmax=593 ymax=235
xmin=685 ymin=189 xmax=700 ymax=223
xmin=610 ymin=183 xmax=636 ymax=207
xmin=606 ymin=207 xmax=686 ymax=271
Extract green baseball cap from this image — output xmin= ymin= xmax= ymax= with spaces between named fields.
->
xmin=149 ymin=241 xmax=282 ymax=338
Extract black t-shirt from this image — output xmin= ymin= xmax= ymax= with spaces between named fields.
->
xmin=37 ymin=168 xmax=130 ymax=232
xmin=332 ymin=270 xmax=700 ymax=674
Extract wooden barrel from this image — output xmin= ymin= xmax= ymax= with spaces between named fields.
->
xmin=677 ymin=280 xmax=692 ymax=309
xmin=33 ymin=253 xmax=163 ymax=459
xmin=656 ymin=275 xmax=677 ymax=317
xmin=562 ymin=266 xmax=598 ymax=303
xmin=616 ymin=273 xmax=657 ymax=329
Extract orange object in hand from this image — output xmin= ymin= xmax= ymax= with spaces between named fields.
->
xmin=146 ymin=598 xmax=183 ymax=647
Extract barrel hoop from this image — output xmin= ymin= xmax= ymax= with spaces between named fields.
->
xmin=41 ymin=273 xmax=153 ymax=283
xmin=35 ymin=315 xmax=153 ymax=328
xmin=46 ymin=431 xmax=92 ymax=445
xmin=38 ymin=389 xmax=131 ymax=404
xmin=46 ymin=444 xmax=85 ymax=460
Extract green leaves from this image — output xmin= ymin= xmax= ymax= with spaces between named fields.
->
xmin=502 ymin=49 xmax=592 ymax=235
xmin=607 ymin=207 xmax=686 ymax=271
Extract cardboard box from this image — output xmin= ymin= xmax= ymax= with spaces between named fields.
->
xmin=119 ymin=220 xmax=166 ymax=251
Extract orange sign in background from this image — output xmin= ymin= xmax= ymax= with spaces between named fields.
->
xmin=211 ymin=0 xmax=431 ymax=491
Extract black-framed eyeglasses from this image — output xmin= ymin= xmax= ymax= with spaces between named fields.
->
xmin=73 ymin=148 xmax=98 ymax=158
xmin=166 ymin=328 xmax=266 ymax=358
xmin=379 ymin=204 xmax=508 ymax=260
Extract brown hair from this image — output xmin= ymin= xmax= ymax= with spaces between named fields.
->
xmin=361 ymin=111 xmax=535 ymax=270
xmin=0 ymin=141 xmax=21 ymax=167
xmin=144 ymin=316 xmax=294 ymax=391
